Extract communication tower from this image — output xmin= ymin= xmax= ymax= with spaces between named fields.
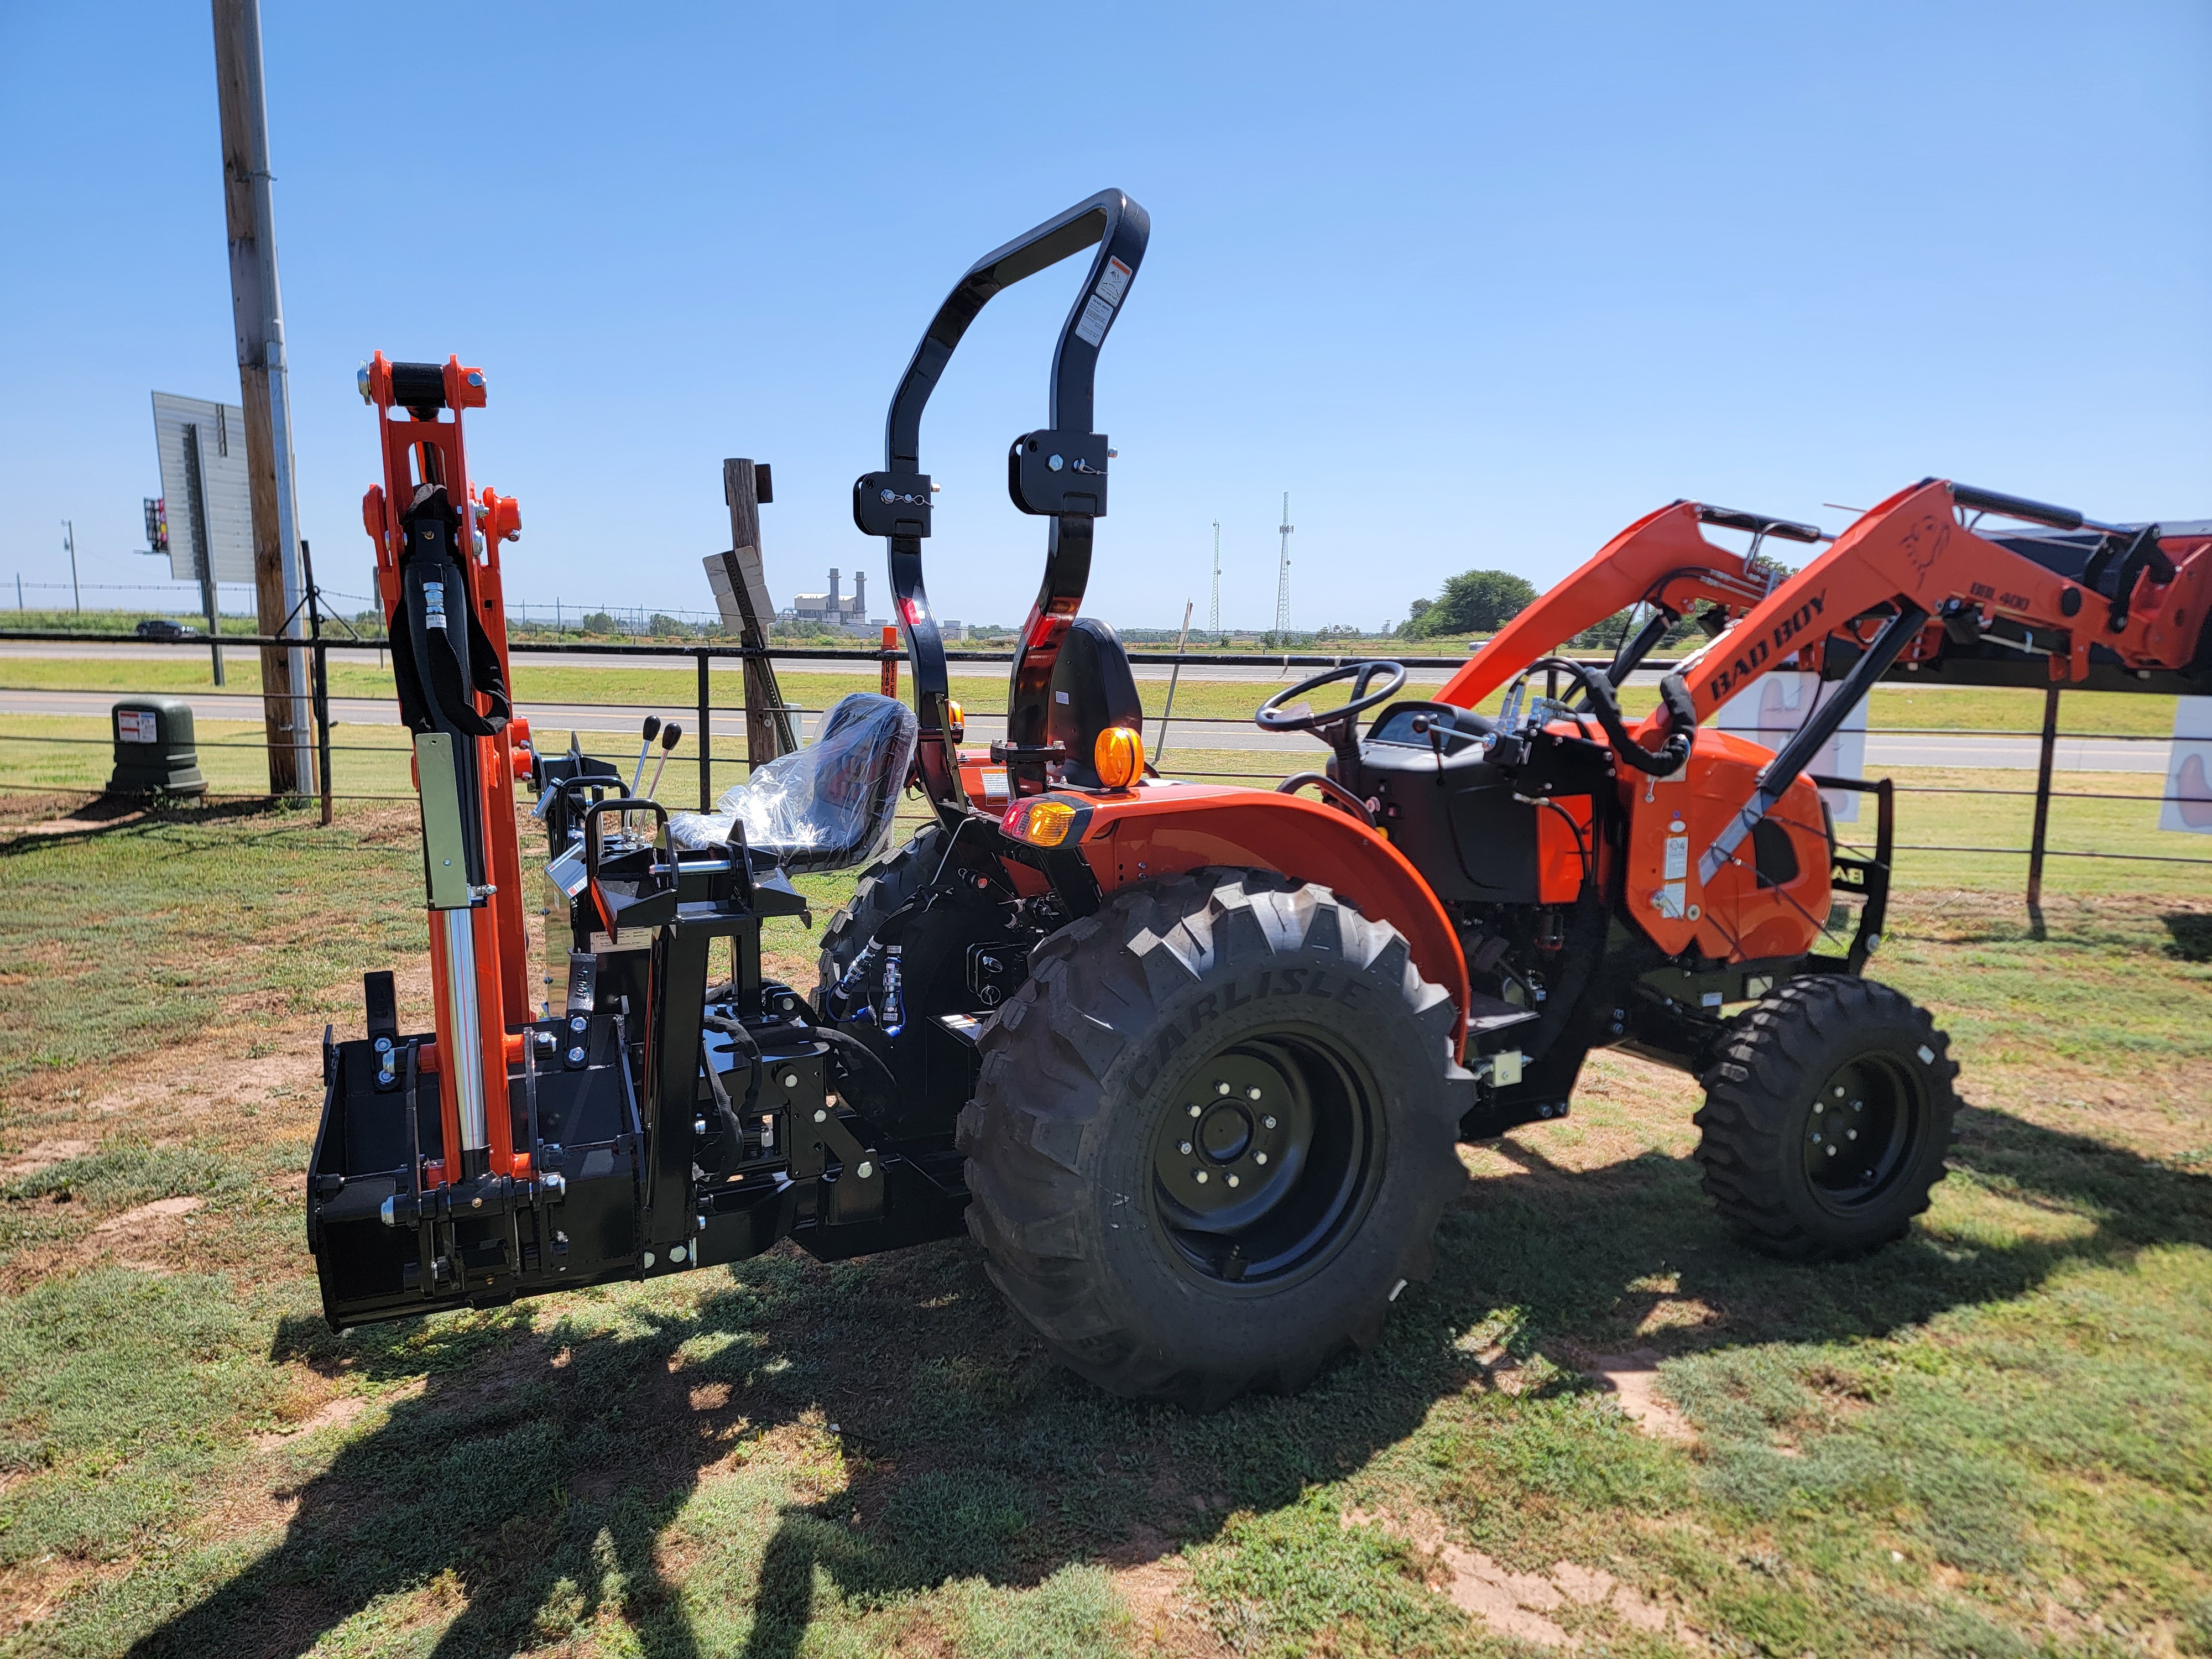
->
xmin=1273 ymin=494 xmax=1294 ymax=636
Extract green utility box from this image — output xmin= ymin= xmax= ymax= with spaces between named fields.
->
xmin=107 ymin=698 xmax=206 ymax=796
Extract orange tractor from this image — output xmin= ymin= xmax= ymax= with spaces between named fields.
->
xmin=310 ymin=190 xmax=2212 ymax=1407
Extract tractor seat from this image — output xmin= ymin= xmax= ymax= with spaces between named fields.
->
xmin=669 ymin=693 xmax=917 ymax=874
xmin=1048 ymin=617 xmax=1145 ymax=787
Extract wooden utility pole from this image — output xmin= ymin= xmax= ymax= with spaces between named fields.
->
xmin=709 ymin=459 xmax=797 ymax=765
xmin=212 ymin=0 xmax=313 ymax=795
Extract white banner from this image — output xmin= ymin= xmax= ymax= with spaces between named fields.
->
xmin=2159 ymin=696 xmax=2212 ymax=834
xmin=1711 ymin=671 xmax=1868 ymax=822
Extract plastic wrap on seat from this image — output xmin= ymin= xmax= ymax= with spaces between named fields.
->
xmin=669 ymin=692 xmax=918 ymax=874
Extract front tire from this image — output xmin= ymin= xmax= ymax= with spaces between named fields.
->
xmin=958 ymin=871 xmax=1474 ymax=1408
xmin=1694 ymin=975 xmax=1959 ymax=1259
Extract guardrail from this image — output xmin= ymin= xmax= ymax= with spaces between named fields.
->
xmin=3 ymin=632 xmax=2204 ymax=909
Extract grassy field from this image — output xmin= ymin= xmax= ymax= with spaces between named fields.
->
xmin=0 ymin=651 xmax=2183 ymax=736
xmin=0 ymin=788 xmax=2205 ymax=1658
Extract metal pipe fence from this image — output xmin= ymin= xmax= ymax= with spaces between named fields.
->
xmin=4 ymin=633 xmax=2206 ymax=890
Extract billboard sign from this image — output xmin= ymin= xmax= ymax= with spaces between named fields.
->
xmin=152 ymin=392 xmax=254 ymax=584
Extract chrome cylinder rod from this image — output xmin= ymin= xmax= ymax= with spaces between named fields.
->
xmin=441 ymin=907 xmax=490 ymax=1156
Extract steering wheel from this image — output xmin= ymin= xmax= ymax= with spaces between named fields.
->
xmin=1255 ymin=660 xmax=1409 ymax=734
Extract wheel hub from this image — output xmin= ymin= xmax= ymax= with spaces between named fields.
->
xmin=1802 ymin=1054 xmax=1921 ymax=1213
xmin=1148 ymin=1030 xmax=1380 ymax=1286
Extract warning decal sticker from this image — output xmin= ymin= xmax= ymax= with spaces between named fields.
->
xmin=1074 ymin=295 xmax=1117 ymax=346
xmin=1094 ymin=256 xmax=1133 ymax=306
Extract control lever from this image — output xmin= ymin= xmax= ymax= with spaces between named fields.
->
xmin=629 ymin=716 xmax=662 ymax=795
xmin=644 ymin=723 xmax=682 ymax=801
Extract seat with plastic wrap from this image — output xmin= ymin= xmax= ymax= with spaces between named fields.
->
xmin=669 ymin=692 xmax=917 ymax=874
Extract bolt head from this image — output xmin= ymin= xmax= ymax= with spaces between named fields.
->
xmin=1178 ymin=1140 xmax=1192 ymax=1155
xmin=566 ymin=1046 xmax=585 ymax=1064
xmin=783 ymin=1073 xmax=799 ymax=1089
xmin=1846 ymin=1129 xmax=1858 ymax=1140
xmin=1810 ymin=1133 xmax=1822 ymax=1144
xmin=1216 ymin=1082 xmax=1232 ymax=1097
xmin=856 ymin=1161 xmax=873 ymax=1180
xmin=1827 ymin=1146 xmax=1838 ymax=1157
xmin=1225 ymin=1174 xmax=1240 ymax=1188
xmin=1194 ymin=1170 xmax=1209 ymax=1184
xmin=1187 ymin=1103 xmax=1202 ymax=1118
xmin=1047 ymin=453 xmax=1064 ymax=471
xmin=814 ymin=1108 xmax=827 ymax=1123
xmin=1263 ymin=1115 xmax=1277 ymax=1130
xmin=570 ymin=1015 xmax=588 ymax=1032
xmin=1254 ymin=1151 xmax=1269 ymax=1165
xmin=373 ymin=1036 xmax=393 ymax=1053
xmin=1246 ymin=1087 xmax=1262 ymax=1101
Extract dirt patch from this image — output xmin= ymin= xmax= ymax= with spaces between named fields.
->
xmin=0 ymin=1139 xmax=89 ymax=1178
xmin=252 ymin=1393 xmax=368 ymax=1450
xmin=1576 ymin=1348 xmax=1698 ymax=1445
xmin=1343 ymin=1508 xmax=1677 ymax=1648
xmin=92 ymin=1194 xmax=204 ymax=1235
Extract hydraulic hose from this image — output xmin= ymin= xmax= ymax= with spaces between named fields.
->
xmin=1527 ymin=656 xmax=1693 ymax=778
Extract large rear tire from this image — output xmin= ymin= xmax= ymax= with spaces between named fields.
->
xmin=1694 ymin=975 xmax=1959 ymax=1260
xmin=958 ymin=871 xmax=1474 ymax=1408
xmin=813 ymin=822 xmax=950 ymax=1013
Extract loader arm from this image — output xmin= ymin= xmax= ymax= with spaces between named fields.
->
xmin=1643 ymin=477 xmax=2205 ymax=880
xmin=1434 ymin=500 xmax=1815 ymax=709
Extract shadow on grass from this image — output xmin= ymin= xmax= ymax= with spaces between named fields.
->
xmin=2163 ymin=909 xmax=2212 ymax=962
xmin=0 ymin=794 xmax=295 ymax=857
xmin=122 ymin=1098 xmax=2211 ymax=1659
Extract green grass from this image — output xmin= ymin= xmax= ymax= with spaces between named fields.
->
xmin=0 ymin=802 xmax=2205 ymax=1656
xmin=0 ymin=650 xmax=2181 ymax=733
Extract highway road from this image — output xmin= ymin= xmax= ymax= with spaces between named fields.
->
xmin=0 ymin=685 xmax=2173 ymax=773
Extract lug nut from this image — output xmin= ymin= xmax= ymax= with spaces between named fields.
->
xmin=1254 ymin=1151 xmax=1269 ymax=1165
xmin=1246 ymin=1087 xmax=1262 ymax=1100
xmin=1194 ymin=1170 xmax=1209 ymax=1184
xmin=813 ymin=1108 xmax=827 ymax=1123
xmin=782 ymin=1072 xmax=799 ymax=1089
xmin=1827 ymin=1146 xmax=1838 ymax=1157
xmin=1225 ymin=1174 xmax=1240 ymax=1188
xmin=1216 ymin=1082 xmax=1232 ymax=1096
xmin=856 ymin=1161 xmax=874 ymax=1180
xmin=1846 ymin=1129 xmax=1858 ymax=1140
xmin=1263 ymin=1115 xmax=1277 ymax=1130
xmin=1178 ymin=1140 xmax=1192 ymax=1155
xmin=1187 ymin=1103 xmax=1202 ymax=1118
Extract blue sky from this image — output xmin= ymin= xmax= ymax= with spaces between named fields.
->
xmin=3 ymin=2 xmax=2207 ymax=632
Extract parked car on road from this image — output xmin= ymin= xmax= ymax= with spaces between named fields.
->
xmin=134 ymin=618 xmax=200 ymax=640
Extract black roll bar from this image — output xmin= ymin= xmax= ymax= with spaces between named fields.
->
xmin=855 ymin=189 xmax=1151 ymax=809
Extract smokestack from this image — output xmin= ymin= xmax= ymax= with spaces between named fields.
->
xmin=828 ymin=568 xmax=841 ymax=614
xmin=852 ymin=570 xmax=866 ymax=619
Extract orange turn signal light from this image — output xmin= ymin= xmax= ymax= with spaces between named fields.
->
xmin=945 ymin=699 xmax=966 ymax=742
xmin=1001 ymin=795 xmax=1081 ymax=847
xmin=1093 ymin=725 xmax=1145 ymax=789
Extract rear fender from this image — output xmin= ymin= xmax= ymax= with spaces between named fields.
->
xmin=1072 ymin=785 xmax=1470 ymax=1055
